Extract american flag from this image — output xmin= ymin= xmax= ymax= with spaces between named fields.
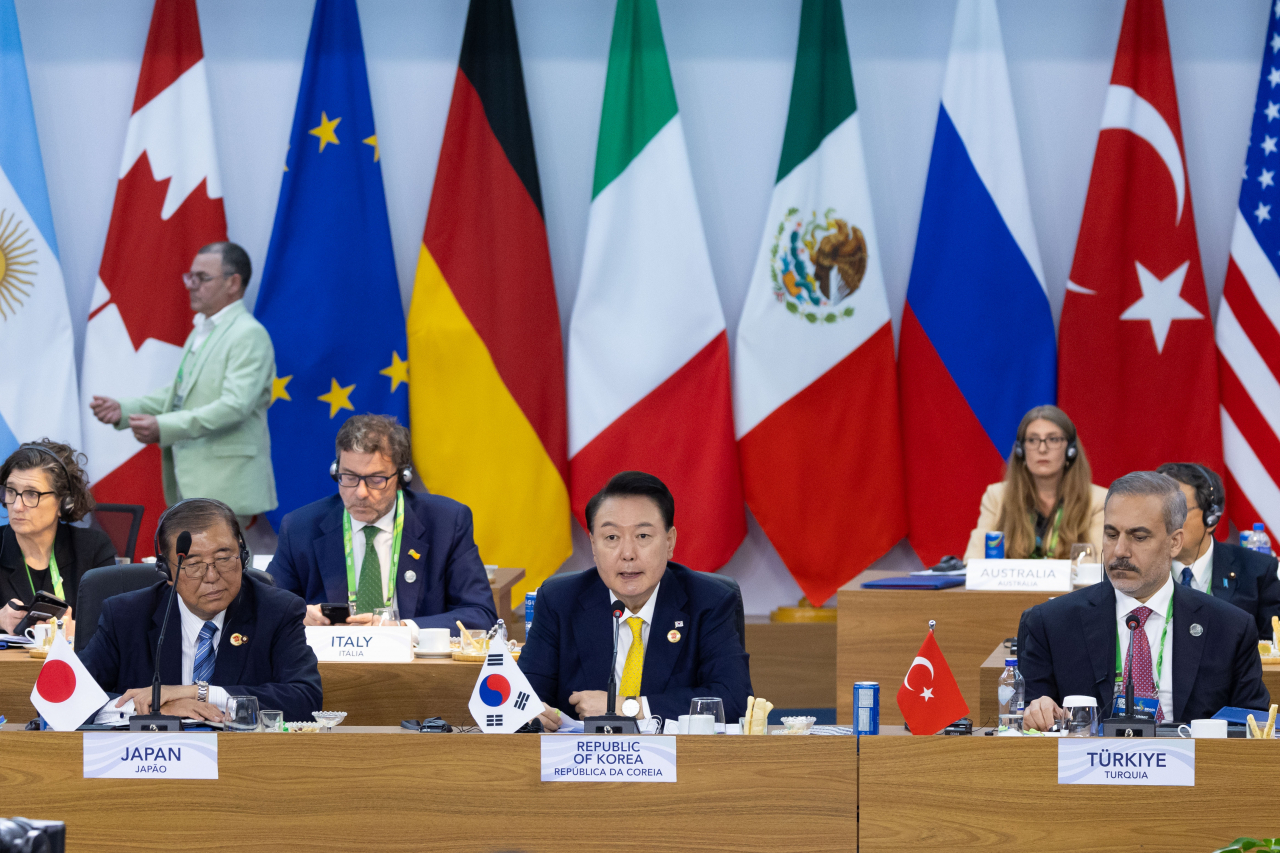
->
xmin=1218 ymin=0 xmax=1280 ymax=539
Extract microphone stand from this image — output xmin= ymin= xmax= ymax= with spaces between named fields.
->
xmin=130 ymin=542 xmax=188 ymax=732
xmin=584 ymin=601 xmax=639 ymax=734
xmin=1102 ymin=615 xmax=1156 ymax=738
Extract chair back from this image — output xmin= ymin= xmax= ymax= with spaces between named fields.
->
xmin=74 ymin=564 xmax=166 ymax=652
xmin=246 ymin=568 xmax=276 ymax=587
xmin=90 ymin=504 xmax=145 ymax=563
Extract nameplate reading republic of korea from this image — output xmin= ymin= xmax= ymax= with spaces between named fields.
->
xmin=540 ymin=735 xmax=676 ymax=782
xmin=305 ymin=626 xmax=414 ymax=663
xmin=83 ymin=732 xmax=218 ymax=780
xmin=965 ymin=559 xmax=1072 ymax=592
xmin=1058 ymin=739 xmax=1194 ymax=786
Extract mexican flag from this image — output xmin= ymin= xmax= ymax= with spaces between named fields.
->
xmin=733 ymin=0 xmax=906 ymax=604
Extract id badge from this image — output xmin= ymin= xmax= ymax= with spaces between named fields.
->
xmin=1111 ymin=694 xmax=1159 ymax=718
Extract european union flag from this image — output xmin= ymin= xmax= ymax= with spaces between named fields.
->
xmin=255 ymin=0 xmax=407 ymax=523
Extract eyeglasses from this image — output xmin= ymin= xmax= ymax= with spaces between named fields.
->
xmin=335 ymin=472 xmax=396 ymax=490
xmin=1022 ymin=435 xmax=1068 ymax=450
xmin=182 ymin=271 xmax=227 ymax=287
xmin=1 ymin=487 xmax=56 ymax=508
xmin=177 ymin=554 xmax=241 ymax=579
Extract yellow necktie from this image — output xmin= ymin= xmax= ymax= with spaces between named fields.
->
xmin=619 ymin=616 xmax=645 ymax=696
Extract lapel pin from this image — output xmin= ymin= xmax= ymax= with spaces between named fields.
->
xmin=1229 ymin=572 xmax=1237 ymax=580
xmin=667 ymin=629 xmax=681 ymax=643
xmin=674 ymin=620 xmax=684 ymax=628
xmin=408 ymin=549 xmax=421 ymax=560
xmin=1189 ymin=623 xmax=1204 ymax=637
xmin=404 ymin=570 xmax=417 ymax=584
xmin=230 ymin=633 xmax=246 ymax=646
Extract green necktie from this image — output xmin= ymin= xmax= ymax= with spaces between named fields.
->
xmin=355 ymin=525 xmax=384 ymax=613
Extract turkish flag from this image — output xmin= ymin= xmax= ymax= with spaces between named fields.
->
xmin=896 ymin=630 xmax=969 ymax=736
xmin=29 ymin=632 xmax=109 ymax=732
xmin=1058 ymin=0 xmax=1222 ymax=484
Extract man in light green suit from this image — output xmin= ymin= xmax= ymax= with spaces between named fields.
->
xmin=90 ymin=243 xmax=277 ymax=523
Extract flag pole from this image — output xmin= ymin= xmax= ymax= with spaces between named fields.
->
xmin=928 ymin=619 xmax=936 ymax=633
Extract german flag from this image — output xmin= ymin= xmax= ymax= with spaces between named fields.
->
xmin=408 ymin=0 xmax=570 ymax=604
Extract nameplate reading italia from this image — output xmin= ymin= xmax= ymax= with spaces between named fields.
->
xmin=540 ymin=735 xmax=676 ymax=782
xmin=1058 ymin=740 xmax=1194 ymax=786
xmin=965 ymin=559 xmax=1072 ymax=592
xmin=305 ymin=626 xmax=414 ymax=662
xmin=83 ymin=732 xmax=218 ymax=779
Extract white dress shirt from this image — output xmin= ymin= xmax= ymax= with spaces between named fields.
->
xmin=612 ymin=583 xmax=659 ymax=720
xmin=1114 ymin=577 xmax=1174 ymax=721
xmin=1172 ymin=539 xmax=1214 ymax=593
xmin=177 ymin=596 xmax=230 ymax=710
xmin=189 ymin=300 xmax=237 ymax=351
xmin=350 ymin=505 xmax=401 ymax=615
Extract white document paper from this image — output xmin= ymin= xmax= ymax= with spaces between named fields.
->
xmin=541 ymin=735 xmax=676 ymax=782
xmin=1058 ymin=739 xmax=1194 ymax=786
xmin=83 ymin=732 xmax=218 ymax=779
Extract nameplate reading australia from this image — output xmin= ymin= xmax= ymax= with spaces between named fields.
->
xmin=305 ymin=626 xmax=414 ymax=663
xmin=540 ymin=735 xmax=676 ymax=783
xmin=965 ymin=559 xmax=1072 ymax=592
xmin=1058 ymin=739 xmax=1194 ymax=787
xmin=83 ymin=732 xmax=218 ymax=780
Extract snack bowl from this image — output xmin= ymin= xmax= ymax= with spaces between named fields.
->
xmin=779 ymin=716 xmax=816 ymax=735
xmin=312 ymin=711 xmax=347 ymax=729
xmin=285 ymin=722 xmax=321 ymax=733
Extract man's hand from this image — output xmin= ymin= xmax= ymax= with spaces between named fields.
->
xmin=304 ymin=604 xmax=332 ymax=627
xmin=128 ymin=414 xmax=160 ymax=445
xmin=89 ymin=396 xmax=122 ymax=426
xmin=1023 ymin=695 xmax=1066 ymax=732
xmin=538 ymin=706 xmax=562 ymax=732
xmin=345 ymin=612 xmax=375 ymax=625
xmin=118 ymin=684 xmax=196 ymax=716
xmin=160 ymin=697 xmax=224 ymax=722
xmin=568 ymin=690 xmax=618 ymax=719
xmin=0 ymin=599 xmax=25 ymax=634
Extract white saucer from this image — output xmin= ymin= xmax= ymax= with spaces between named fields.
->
xmin=414 ymin=649 xmax=453 ymax=658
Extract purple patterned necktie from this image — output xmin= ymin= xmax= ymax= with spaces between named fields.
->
xmin=1122 ymin=605 xmax=1163 ymax=722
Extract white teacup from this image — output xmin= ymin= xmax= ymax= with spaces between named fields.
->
xmin=1178 ymin=718 xmax=1228 ymax=738
xmin=24 ymin=623 xmax=53 ymax=647
xmin=417 ymin=627 xmax=450 ymax=653
xmin=687 ymin=714 xmax=716 ymax=735
xmin=677 ymin=714 xmax=690 ymax=734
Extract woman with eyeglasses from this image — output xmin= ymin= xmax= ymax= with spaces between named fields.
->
xmin=0 ymin=441 xmax=117 ymax=635
xmin=963 ymin=405 xmax=1105 ymax=561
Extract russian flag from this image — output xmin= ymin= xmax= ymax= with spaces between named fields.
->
xmin=898 ymin=0 xmax=1056 ymax=566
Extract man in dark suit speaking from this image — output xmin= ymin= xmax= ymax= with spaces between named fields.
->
xmin=518 ymin=471 xmax=751 ymax=728
xmin=81 ymin=498 xmax=322 ymax=723
xmin=1022 ymin=471 xmax=1268 ymax=731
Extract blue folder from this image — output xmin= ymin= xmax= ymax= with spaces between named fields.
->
xmin=861 ymin=576 xmax=965 ymax=590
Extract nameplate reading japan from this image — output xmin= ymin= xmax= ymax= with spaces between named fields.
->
xmin=305 ymin=626 xmax=414 ymax=663
xmin=1058 ymin=739 xmax=1194 ymax=787
xmin=965 ymin=559 xmax=1072 ymax=592
xmin=540 ymin=735 xmax=676 ymax=782
xmin=83 ymin=732 xmax=218 ymax=780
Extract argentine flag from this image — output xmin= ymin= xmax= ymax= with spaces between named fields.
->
xmin=0 ymin=0 xmax=80 ymax=458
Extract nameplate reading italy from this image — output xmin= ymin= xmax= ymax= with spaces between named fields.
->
xmin=965 ymin=559 xmax=1072 ymax=592
xmin=83 ymin=732 xmax=218 ymax=780
xmin=1058 ymin=739 xmax=1194 ymax=786
xmin=305 ymin=626 xmax=414 ymax=662
xmin=540 ymin=735 xmax=676 ymax=782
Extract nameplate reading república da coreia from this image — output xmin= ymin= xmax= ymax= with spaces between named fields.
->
xmin=83 ymin=732 xmax=218 ymax=779
xmin=965 ymin=559 xmax=1072 ymax=592
xmin=305 ymin=626 xmax=414 ymax=662
xmin=540 ymin=735 xmax=676 ymax=782
xmin=1058 ymin=739 xmax=1194 ymax=786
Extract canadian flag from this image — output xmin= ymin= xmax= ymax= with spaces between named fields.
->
xmin=79 ymin=0 xmax=227 ymax=557
xmin=895 ymin=629 xmax=968 ymax=736
xmin=30 ymin=631 xmax=109 ymax=732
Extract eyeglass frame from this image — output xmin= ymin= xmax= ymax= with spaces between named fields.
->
xmin=1021 ymin=435 xmax=1068 ymax=450
xmin=182 ymin=271 xmax=229 ymax=287
xmin=175 ymin=553 xmax=242 ymax=580
xmin=1 ymin=486 xmax=57 ymax=509
xmin=334 ymin=472 xmax=397 ymax=491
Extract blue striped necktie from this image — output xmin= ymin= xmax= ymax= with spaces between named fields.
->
xmin=193 ymin=621 xmax=218 ymax=684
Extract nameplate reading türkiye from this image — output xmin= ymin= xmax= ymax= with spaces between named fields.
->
xmin=305 ymin=626 xmax=414 ymax=662
xmin=541 ymin=735 xmax=676 ymax=782
xmin=1058 ymin=739 xmax=1194 ymax=786
xmin=965 ymin=559 xmax=1072 ymax=592
xmin=83 ymin=732 xmax=218 ymax=779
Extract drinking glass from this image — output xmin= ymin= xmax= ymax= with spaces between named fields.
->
xmin=1069 ymin=544 xmax=1097 ymax=586
xmin=1061 ymin=696 xmax=1098 ymax=737
xmin=371 ymin=606 xmax=400 ymax=627
xmin=259 ymin=710 xmax=284 ymax=732
xmin=225 ymin=695 xmax=260 ymax=732
xmin=689 ymin=697 xmax=725 ymax=734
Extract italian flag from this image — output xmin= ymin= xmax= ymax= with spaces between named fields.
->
xmin=734 ymin=0 xmax=906 ymax=605
xmin=567 ymin=0 xmax=745 ymax=571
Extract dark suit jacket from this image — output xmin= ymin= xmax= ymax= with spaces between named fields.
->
xmin=0 ymin=523 xmax=116 ymax=610
xmin=1208 ymin=542 xmax=1280 ymax=639
xmin=517 ymin=563 xmax=752 ymax=722
xmin=1021 ymin=579 xmax=1269 ymax=723
xmin=79 ymin=574 xmax=322 ymax=721
xmin=268 ymin=491 xmax=496 ymax=631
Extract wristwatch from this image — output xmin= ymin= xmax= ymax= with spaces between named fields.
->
xmin=196 ymin=681 xmax=209 ymax=703
xmin=621 ymin=696 xmax=641 ymax=718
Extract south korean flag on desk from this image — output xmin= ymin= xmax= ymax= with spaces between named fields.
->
xmin=468 ymin=647 xmax=543 ymax=733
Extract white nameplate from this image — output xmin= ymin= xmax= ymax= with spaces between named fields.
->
xmin=966 ymin=559 xmax=1072 ymax=592
xmin=540 ymin=735 xmax=676 ymax=782
xmin=1058 ymin=739 xmax=1194 ymax=786
xmin=305 ymin=626 xmax=414 ymax=662
xmin=83 ymin=732 xmax=218 ymax=779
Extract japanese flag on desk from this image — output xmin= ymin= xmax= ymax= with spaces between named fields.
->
xmin=30 ymin=632 xmax=108 ymax=732
xmin=468 ymin=647 xmax=543 ymax=733
xmin=896 ymin=629 xmax=968 ymax=736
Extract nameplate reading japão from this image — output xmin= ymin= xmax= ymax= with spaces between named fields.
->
xmin=1058 ymin=740 xmax=1194 ymax=786
xmin=83 ymin=732 xmax=218 ymax=779
xmin=305 ymin=626 xmax=414 ymax=662
xmin=541 ymin=735 xmax=676 ymax=782
xmin=966 ymin=559 xmax=1072 ymax=592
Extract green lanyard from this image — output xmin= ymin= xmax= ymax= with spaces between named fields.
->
xmin=1114 ymin=594 xmax=1175 ymax=690
xmin=1031 ymin=505 xmax=1064 ymax=558
xmin=341 ymin=490 xmax=404 ymax=609
xmin=23 ymin=549 xmax=65 ymax=602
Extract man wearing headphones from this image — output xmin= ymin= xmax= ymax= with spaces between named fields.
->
xmin=267 ymin=414 xmax=496 ymax=633
xmin=1157 ymin=463 xmax=1280 ymax=638
xmin=80 ymin=498 xmax=321 ymax=723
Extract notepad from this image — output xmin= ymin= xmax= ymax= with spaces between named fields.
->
xmin=860 ymin=576 xmax=965 ymax=590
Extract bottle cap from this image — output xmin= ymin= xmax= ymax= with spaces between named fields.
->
xmin=1005 ymin=658 xmax=1018 ymax=667
xmin=1255 ymin=523 xmax=1266 ymax=531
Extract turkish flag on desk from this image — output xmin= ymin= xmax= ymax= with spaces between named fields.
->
xmin=896 ymin=630 xmax=968 ymax=736
xmin=1057 ymin=0 xmax=1222 ymax=484
xmin=29 ymin=632 xmax=109 ymax=732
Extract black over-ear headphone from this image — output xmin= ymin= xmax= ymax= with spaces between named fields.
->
xmin=16 ymin=444 xmax=75 ymax=516
xmin=1012 ymin=432 xmax=1078 ymax=465
xmin=153 ymin=497 xmax=250 ymax=577
xmin=329 ymin=458 xmax=413 ymax=488
xmin=1192 ymin=463 xmax=1223 ymax=529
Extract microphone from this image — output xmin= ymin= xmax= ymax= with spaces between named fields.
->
xmin=1123 ymin=612 xmax=1141 ymax=722
xmin=1101 ymin=609 xmax=1156 ymax=736
xmin=606 ymin=600 xmax=624 ymax=715
xmin=130 ymin=531 xmax=189 ymax=732
xmin=582 ymin=598 xmax=639 ymax=734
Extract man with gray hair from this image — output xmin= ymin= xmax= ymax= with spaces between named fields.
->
xmin=267 ymin=414 xmax=495 ymax=633
xmin=1022 ymin=471 xmax=1268 ymax=731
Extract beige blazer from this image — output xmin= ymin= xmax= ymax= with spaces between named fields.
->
xmin=963 ymin=482 xmax=1108 ymax=561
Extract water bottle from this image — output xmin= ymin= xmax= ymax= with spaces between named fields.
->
xmin=1242 ymin=531 xmax=1251 ymax=547
xmin=1249 ymin=523 xmax=1273 ymax=556
xmin=996 ymin=658 xmax=1024 ymax=731
xmin=524 ymin=591 xmax=537 ymax=639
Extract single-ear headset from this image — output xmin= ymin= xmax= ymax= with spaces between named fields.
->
xmin=1192 ymin=463 xmax=1223 ymax=529
xmin=329 ymin=458 xmax=413 ymax=488
xmin=15 ymin=444 xmax=75 ymax=516
xmin=153 ymin=497 xmax=250 ymax=577
xmin=1011 ymin=431 xmax=1078 ymax=466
